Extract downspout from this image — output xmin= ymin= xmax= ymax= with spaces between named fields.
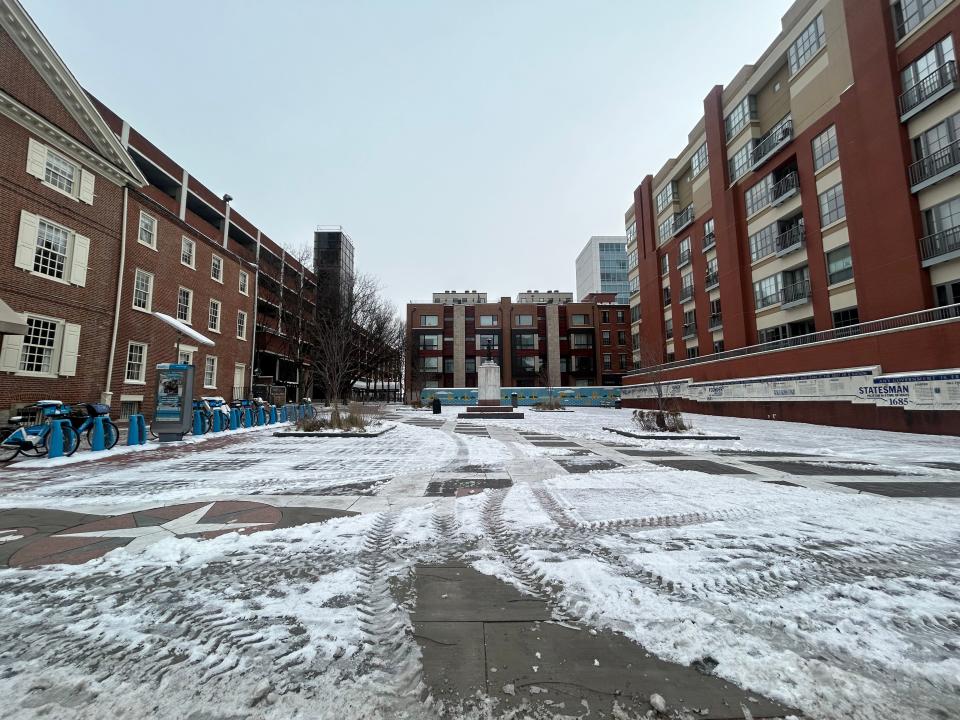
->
xmin=102 ymin=185 xmax=128 ymax=405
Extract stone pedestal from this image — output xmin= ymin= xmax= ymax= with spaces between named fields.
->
xmin=478 ymin=360 xmax=501 ymax=406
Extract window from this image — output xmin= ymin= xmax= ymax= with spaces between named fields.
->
xmin=749 ymin=223 xmax=777 ymax=262
xmin=602 ymin=330 xmax=611 ymax=345
xmin=180 ymin=237 xmax=195 ymax=268
xmin=616 ymin=310 xmax=625 ymax=323
xmin=476 ymin=333 xmax=499 ymax=349
xmin=630 ymin=275 xmax=640 ymax=293
xmin=570 ymin=314 xmax=589 ymax=325
xmin=683 ymin=309 xmax=696 ymax=335
xmin=703 ymin=219 xmax=715 ymax=246
xmin=678 ymin=237 xmax=692 ymax=265
xmin=420 ymin=314 xmax=439 ymax=327
xmin=745 ymin=175 xmax=773 ymax=216
xmin=603 ymin=353 xmax=612 ymax=371
xmin=686 ymin=346 xmax=700 ymax=359
xmin=627 ymin=248 xmax=638 ymax=269
xmin=725 ymin=96 xmax=757 ymax=140
xmin=632 ymin=332 xmax=640 ymax=349
xmin=680 ymin=272 xmax=694 ymax=301
xmin=515 ymin=333 xmax=536 ymax=349
xmin=44 ymin=148 xmax=77 ymax=195
xmin=660 ymin=253 xmax=669 ymax=276
xmin=826 ymin=245 xmax=854 ymax=285
xmin=443 ymin=358 xmax=454 ymax=374
xmin=833 ymin=307 xmax=860 ymax=328
xmin=239 ymin=270 xmax=249 ymax=295
xmin=119 ymin=400 xmax=141 ymax=421
xmin=465 ymin=358 xmax=477 ymax=373
xmin=706 ymin=257 xmax=719 ymax=287
xmin=18 ymin=316 xmax=58 ymax=374
xmin=728 ymin=143 xmax=753 ymax=184
xmin=666 ymin=352 xmax=675 ymax=363
xmin=626 ymin=222 xmax=637 ymax=243
xmin=710 ymin=298 xmax=723 ymax=328
xmin=176 ymin=287 xmax=193 ymax=323
xmin=662 ymin=286 xmax=671 ymax=306
xmin=178 ymin=349 xmax=194 ymax=365
xmin=33 ymin=219 xmax=70 ymax=280
xmin=138 ymin=212 xmax=157 ymax=248
xmin=893 ymin=0 xmax=950 ymax=40
xmin=479 ymin=314 xmax=498 ymax=326
xmin=125 ymin=342 xmax=147 ymax=383
xmin=601 ymin=310 xmax=610 ymax=323
xmin=900 ymin=35 xmax=955 ymax=108
xmin=211 ymin=255 xmax=223 ymax=283
xmin=665 ymin=317 xmax=674 ymax=339
xmin=788 ymin=14 xmax=825 ymax=75
xmin=691 ymin=142 xmax=708 ymax=177
xmin=753 ymin=274 xmax=782 ymax=309
xmin=515 ymin=314 xmax=533 ymax=326
xmin=812 ymin=125 xmax=839 ymax=171
xmin=819 ymin=183 xmax=846 ymax=226
xmin=208 ymin=299 xmax=221 ymax=332
xmin=630 ymin=305 xmax=641 ymax=323
xmin=657 ymin=216 xmax=674 ymax=242
xmin=132 ymin=269 xmax=154 ymax=311
xmin=619 ymin=353 xmax=628 ymax=369
xmin=713 ymin=340 xmax=725 ymax=354
xmin=421 ymin=356 xmax=440 ymax=371
xmin=418 ymin=334 xmax=442 ymax=350
xmin=203 ymin=356 xmax=218 ymax=388
xmin=617 ymin=330 xmax=626 ymax=345
xmin=655 ymin=182 xmax=676 ymax=214
xmin=237 ymin=311 xmax=247 ymax=340
xmin=935 ymin=280 xmax=960 ymax=307
xmin=570 ymin=332 xmax=593 ymax=348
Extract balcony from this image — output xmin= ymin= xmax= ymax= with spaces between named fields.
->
xmin=678 ymin=248 xmax=692 ymax=268
xmin=705 ymin=270 xmax=719 ymax=290
xmin=751 ymin=117 xmax=793 ymax=170
xmin=682 ymin=322 xmax=697 ymax=339
xmin=702 ymin=232 xmax=716 ymax=251
xmin=920 ymin=225 xmax=960 ymax=266
xmin=775 ymin=222 xmax=805 ymax=256
xmin=909 ymin=138 xmax=960 ymax=192
xmin=679 ymin=285 xmax=694 ymax=303
xmin=899 ymin=61 xmax=957 ymax=121
xmin=780 ymin=279 xmax=811 ymax=308
xmin=770 ymin=171 xmax=799 ymax=207
xmin=709 ymin=313 xmax=722 ymax=330
xmin=672 ymin=205 xmax=695 ymax=236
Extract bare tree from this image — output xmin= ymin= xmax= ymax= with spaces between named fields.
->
xmin=279 ymin=243 xmax=316 ymax=402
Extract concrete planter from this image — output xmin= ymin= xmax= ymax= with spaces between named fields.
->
xmin=274 ymin=424 xmax=397 ymax=439
xmin=603 ymin=426 xmax=740 ymax=441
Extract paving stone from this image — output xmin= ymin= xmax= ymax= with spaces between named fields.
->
xmin=830 ymin=481 xmax=960 ymax=497
xmin=651 ymin=459 xmax=756 ymax=475
xmin=425 ymin=478 xmax=513 ymax=497
xmin=555 ymin=458 xmax=623 ymax=474
xmin=615 ymin=448 xmax=686 ymax=457
xmin=749 ymin=460 xmax=899 ymax=476
xmin=411 ymin=566 xmax=550 ymax=622
xmin=413 ymin=621 xmax=487 ymax=706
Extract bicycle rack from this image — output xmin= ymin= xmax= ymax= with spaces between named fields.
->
xmin=90 ymin=416 xmax=107 ymax=451
xmin=193 ymin=410 xmax=205 ymax=435
xmin=269 ymin=406 xmax=278 ymax=424
xmin=212 ymin=411 xmax=223 ymax=433
xmin=229 ymin=408 xmax=240 ymax=430
xmin=46 ymin=419 xmax=74 ymax=459
xmin=126 ymin=414 xmax=147 ymax=445
xmin=257 ymin=406 xmax=266 ymax=426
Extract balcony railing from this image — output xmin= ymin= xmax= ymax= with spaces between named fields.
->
xmin=672 ymin=205 xmax=695 ymax=236
xmin=920 ymin=225 xmax=960 ymax=265
xmin=899 ymin=61 xmax=957 ymax=119
xmin=679 ymin=285 xmax=694 ymax=303
xmin=627 ymin=303 xmax=960 ymax=377
xmin=769 ymin=171 xmax=799 ymax=207
xmin=909 ymin=138 xmax=960 ymax=190
xmin=682 ymin=322 xmax=697 ymax=338
xmin=705 ymin=270 xmax=719 ymax=289
xmin=780 ymin=279 xmax=811 ymax=306
xmin=678 ymin=248 xmax=692 ymax=267
xmin=702 ymin=232 xmax=716 ymax=251
xmin=708 ymin=313 xmax=722 ymax=330
xmin=775 ymin=223 xmax=805 ymax=256
xmin=751 ymin=117 xmax=793 ymax=169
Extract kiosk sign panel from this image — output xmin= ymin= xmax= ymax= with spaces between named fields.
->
xmin=153 ymin=363 xmax=195 ymax=439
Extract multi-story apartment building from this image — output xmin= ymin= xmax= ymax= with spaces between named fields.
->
xmin=405 ymin=293 xmax=630 ymax=399
xmin=576 ymin=236 xmax=630 ymax=304
xmin=432 ymin=290 xmax=488 ymax=305
xmin=515 ymin=290 xmax=574 ymax=304
xmin=0 ymin=0 xmax=316 ymax=418
xmin=623 ymin=0 xmax=960 ymax=432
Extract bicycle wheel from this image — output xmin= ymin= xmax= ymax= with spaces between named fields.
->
xmin=86 ymin=421 xmax=120 ymax=449
xmin=63 ymin=426 xmax=80 ymax=456
xmin=0 ymin=442 xmax=20 ymax=462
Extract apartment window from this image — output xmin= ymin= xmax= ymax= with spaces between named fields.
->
xmin=680 ymin=272 xmax=693 ymax=300
xmin=33 ymin=219 xmax=70 ymax=280
xmin=725 ymin=96 xmax=757 ymax=140
xmin=819 ymin=183 xmax=846 ymax=226
xmin=602 ymin=330 xmax=611 ymax=345
xmin=570 ymin=314 xmax=589 ymax=325
xmin=691 ymin=142 xmax=708 ymax=177
xmin=631 ymin=332 xmax=640 ymax=350
xmin=44 ymin=149 xmax=77 ymax=194
xmin=923 ymin=195 xmax=960 ymax=240
xmin=418 ymin=334 xmax=441 ymax=350
xmin=465 ymin=358 xmax=477 ymax=373
xmin=237 ymin=311 xmax=247 ymax=340
xmin=812 ymin=125 xmax=839 ymax=171
xmin=893 ymin=0 xmax=950 ymax=40
xmin=617 ymin=330 xmax=626 ymax=345
xmin=657 ymin=216 xmax=674 ymax=242
xmin=138 ymin=212 xmax=157 ymax=248
xmin=666 ymin=352 xmax=675 ymax=362
xmin=901 ymin=35 xmax=955 ymax=103
xmin=788 ymin=14 xmax=825 ymax=75
xmin=749 ymin=223 xmax=777 ymax=262
xmin=203 ymin=356 xmax=218 ymax=388
xmin=655 ymin=183 xmax=676 ymax=214
xmin=443 ymin=358 xmax=454 ymax=374
xmin=833 ymin=307 xmax=860 ymax=328
xmin=119 ymin=400 xmax=140 ymax=421
xmin=420 ymin=314 xmax=439 ymax=327
xmin=660 ymin=253 xmax=669 ymax=276
xmin=125 ymin=342 xmax=147 ymax=383
xmin=629 ymin=275 xmax=640 ymax=293
xmin=180 ymin=237 xmax=195 ymax=268
xmin=683 ymin=309 xmax=696 ymax=332
xmin=826 ymin=245 xmax=854 ymax=285
xmin=616 ymin=310 xmax=625 ymax=323
xmin=630 ymin=305 xmax=641 ymax=323
xmin=703 ymin=218 xmax=715 ymax=246
xmin=626 ymin=221 xmax=637 ymax=243
xmin=132 ymin=269 xmax=154 ymax=311
xmin=176 ymin=287 xmax=193 ymax=323
xmin=515 ymin=314 xmax=533 ymax=326
xmin=570 ymin=332 xmax=593 ymax=348
xmin=515 ymin=333 xmax=536 ymax=349
xmin=627 ymin=249 xmax=638 ymax=269
xmin=758 ymin=326 xmax=787 ymax=344
xmin=208 ymin=299 xmax=221 ymax=332
xmin=239 ymin=270 xmax=249 ymax=296
xmin=476 ymin=333 xmax=499 ymax=349
xmin=728 ymin=143 xmax=753 ymax=184
xmin=421 ymin=356 xmax=440 ymax=371
xmin=753 ymin=274 xmax=782 ymax=309
xmin=686 ymin=346 xmax=700 ymax=359
xmin=211 ymin=255 xmax=223 ymax=283
xmin=713 ymin=340 xmax=725 ymax=354
xmin=618 ymin=353 xmax=628 ymax=369
xmin=18 ymin=316 xmax=58 ymax=374
xmin=601 ymin=311 xmax=610 ymax=323
xmin=662 ymin=286 xmax=671 ymax=306
xmin=602 ymin=353 xmax=612 ymax=371
xmin=678 ymin=237 xmax=692 ymax=265
xmin=479 ymin=314 xmax=498 ymax=326
xmin=709 ymin=298 xmax=723 ymax=329
xmin=745 ymin=175 xmax=772 ymax=216
xmin=665 ymin=317 xmax=674 ymax=340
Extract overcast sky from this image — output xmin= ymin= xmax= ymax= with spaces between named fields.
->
xmin=25 ymin=0 xmax=792 ymax=312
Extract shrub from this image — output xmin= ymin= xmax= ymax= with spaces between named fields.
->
xmin=632 ymin=409 xmax=689 ymax=433
xmin=533 ymin=397 xmax=563 ymax=410
xmin=297 ymin=416 xmax=330 ymax=432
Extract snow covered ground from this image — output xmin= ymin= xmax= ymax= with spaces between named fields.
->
xmin=0 ymin=408 xmax=957 ymax=719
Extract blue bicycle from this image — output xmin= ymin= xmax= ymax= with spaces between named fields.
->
xmin=69 ymin=403 xmax=119 ymax=450
xmin=0 ymin=401 xmax=81 ymax=461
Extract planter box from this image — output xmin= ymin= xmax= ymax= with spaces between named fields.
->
xmin=274 ymin=424 xmax=397 ymax=438
xmin=603 ymin=426 xmax=740 ymax=441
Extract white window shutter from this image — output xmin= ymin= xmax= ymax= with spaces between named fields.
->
xmin=26 ymin=138 xmax=47 ymax=179
xmin=79 ymin=168 xmax=95 ymax=204
xmin=0 ymin=335 xmax=23 ymax=373
xmin=70 ymin=234 xmax=90 ymax=287
xmin=59 ymin=323 xmax=81 ymax=376
xmin=14 ymin=210 xmax=39 ymax=271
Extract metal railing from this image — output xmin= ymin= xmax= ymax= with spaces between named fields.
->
xmin=909 ymin=137 xmax=960 ymax=188
xmin=678 ymin=248 xmax=692 ymax=267
xmin=769 ymin=171 xmax=800 ymax=206
xmin=705 ymin=270 xmax=719 ymax=289
xmin=682 ymin=322 xmax=697 ymax=338
xmin=899 ymin=61 xmax=957 ymax=117
xmin=626 ymin=301 xmax=960 ymax=378
xmin=775 ymin=223 xmax=805 ymax=254
xmin=780 ymin=279 xmax=811 ymax=305
xmin=751 ymin=117 xmax=793 ymax=167
xmin=708 ymin=313 xmax=722 ymax=329
xmin=920 ymin=224 xmax=960 ymax=262
xmin=702 ymin=232 xmax=716 ymax=250
xmin=672 ymin=205 xmax=695 ymax=235
xmin=679 ymin=285 xmax=694 ymax=303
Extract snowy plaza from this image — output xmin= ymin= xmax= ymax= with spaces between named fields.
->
xmin=0 ymin=407 xmax=957 ymax=720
